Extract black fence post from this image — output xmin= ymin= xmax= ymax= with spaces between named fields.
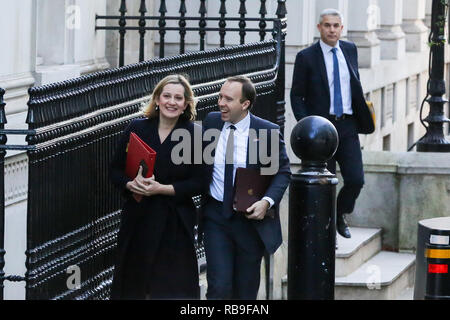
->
xmin=275 ymin=0 xmax=287 ymax=134
xmin=239 ymin=0 xmax=247 ymax=45
xmin=179 ymin=0 xmax=187 ymax=54
xmin=199 ymin=0 xmax=207 ymax=51
xmin=259 ymin=0 xmax=267 ymax=41
xmin=288 ymin=116 xmax=339 ymax=300
xmin=0 ymin=88 xmax=7 ymax=300
xmin=138 ymin=0 xmax=147 ymax=62
xmin=159 ymin=0 xmax=167 ymax=58
xmin=219 ymin=0 xmax=227 ymax=47
xmin=118 ymin=0 xmax=127 ymax=67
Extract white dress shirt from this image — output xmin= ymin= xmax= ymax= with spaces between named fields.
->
xmin=319 ymin=40 xmax=353 ymax=115
xmin=209 ymin=112 xmax=274 ymax=208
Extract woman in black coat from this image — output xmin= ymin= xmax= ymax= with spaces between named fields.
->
xmin=109 ymin=74 xmax=203 ymax=299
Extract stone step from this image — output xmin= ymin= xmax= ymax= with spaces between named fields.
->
xmin=395 ymin=286 xmax=414 ymax=300
xmin=199 ymin=272 xmax=207 ymax=300
xmin=336 ymin=227 xmax=382 ymax=277
xmin=335 ymin=251 xmax=416 ymax=300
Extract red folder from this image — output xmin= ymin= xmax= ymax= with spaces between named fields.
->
xmin=125 ymin=132 xmax=157 ymax=202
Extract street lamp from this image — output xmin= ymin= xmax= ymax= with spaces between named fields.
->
xmin=416 ymin=0 xmax=450 ymax=152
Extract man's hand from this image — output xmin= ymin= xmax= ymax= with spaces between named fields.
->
xmin=246 ymin=199 xmax=270 ymax=220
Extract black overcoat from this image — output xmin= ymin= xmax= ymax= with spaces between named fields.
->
xmin=109 ymin=117 xmax=203 ymax=299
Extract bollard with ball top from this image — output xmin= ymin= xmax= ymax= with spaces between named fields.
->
xmin=287 ymin=116 xmax=339 ymax=300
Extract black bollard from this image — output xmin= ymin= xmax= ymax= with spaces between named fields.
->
xmin=414 ymin=217 xmax=450 ymax=300
xmin=288 ymin=116 xmax=339 ymax=300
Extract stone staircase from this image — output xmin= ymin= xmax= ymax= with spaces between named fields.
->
xmin=335 ymin=227 xmax=416 ymax=300
xmin=199 ymin=227 xmax=416 ymax=300
xmin=281 ymin=227 xmax=416 ymax=300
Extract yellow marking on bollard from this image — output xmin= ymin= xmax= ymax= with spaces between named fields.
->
xmin=425 ymin=249 xmax=450 ymax=259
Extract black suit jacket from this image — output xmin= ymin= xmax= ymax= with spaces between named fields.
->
xmin=290 ymin=40 xmax=374 ymax=134
xmin=202 ymin=112 xmax=291 ymax=254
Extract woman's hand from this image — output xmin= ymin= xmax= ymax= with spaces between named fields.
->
xmin=126 ymin=166 xmax=174 ymax=197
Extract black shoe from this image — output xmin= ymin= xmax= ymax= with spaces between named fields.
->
xmin=337 ymin=214 xmax=351 ymax=238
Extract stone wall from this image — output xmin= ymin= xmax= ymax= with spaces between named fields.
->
xmin=267 ymin=150 xmax=450 ymax=299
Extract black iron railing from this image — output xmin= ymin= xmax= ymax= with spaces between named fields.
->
xmin=0 ymin=38 xmax=281 ymax=299
xmin=95 ymin=0 xmax=287 ymax=61
xmin=0 ymin=88 xmax=5 ymax=301
xmin=96 ymin=0 xmax=287 ymax=131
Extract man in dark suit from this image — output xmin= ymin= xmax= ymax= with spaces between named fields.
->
xmin=202 ymin=75 xmax=291 ymax=299
xmin=290 ymin=9 xmax=374 ymax=239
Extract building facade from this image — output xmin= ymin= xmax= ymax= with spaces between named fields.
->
xmin=0 ymin=0 xmax=449 ymax=299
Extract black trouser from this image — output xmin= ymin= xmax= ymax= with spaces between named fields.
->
xmin=203 ymin=198 xmax=265 ymax=300
xmin=327 ymin=116 xmax=364 ymax=217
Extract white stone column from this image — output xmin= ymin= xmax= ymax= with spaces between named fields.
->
xmin=0 ymin=0 xmax=36 ymax=115
xmin=286 ymin=0 xmax=316 ymax=47
xmin=315 ymin=0 xmax=349 ymax=40
xmin=285 ymin=0 xmax=316 ymax=164
xmin=402 ymin=0 xmax=428 ymax=52
xmin=376 ymin=0 xmax=406 ymax=60
xmin=36 ymin=0 xmax=109 ymax=85
xmin=35 ymin=0 xmax=80 ymax=85
xmin=73 ymin=0 xmax=109 ymax=74
xmin=425 ymin=0 xmax=432 ymax=28
xmin=347 ymin=0 xmax=380 ymax=68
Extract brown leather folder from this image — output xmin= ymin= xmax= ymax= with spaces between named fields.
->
xmin=232 ymin=167 xmax=274 ymax=217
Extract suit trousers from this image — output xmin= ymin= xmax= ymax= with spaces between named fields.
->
xmin=203 ymin=198 xmax=265 ymax=300
xmin=327 ymin=117 xmax=364 ymax=217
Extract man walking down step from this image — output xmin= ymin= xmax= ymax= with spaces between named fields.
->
xmin=290 ymin=8 xmax=375 ymax=239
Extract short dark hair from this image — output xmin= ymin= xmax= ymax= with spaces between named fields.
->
xmin=226 ymin=75 xmax=256 ymax=110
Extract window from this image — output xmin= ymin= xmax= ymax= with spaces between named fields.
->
xmin=383 ymin=135 xmax=391 ymax=151
xmin=407 ymin=123 xmax=414 ymax=151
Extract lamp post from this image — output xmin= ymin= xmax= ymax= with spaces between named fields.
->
xmin=416 ymin=0 xmax=450 ymax=152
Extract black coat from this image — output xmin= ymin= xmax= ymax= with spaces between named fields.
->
xmin=109 ymin=117 xmax=203 ymax=299
xmin=290 ymin=40 xmax=375 ymax=134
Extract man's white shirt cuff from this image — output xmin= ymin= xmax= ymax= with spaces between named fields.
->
xmin=262 ymin=196 xmax=275 ymax=209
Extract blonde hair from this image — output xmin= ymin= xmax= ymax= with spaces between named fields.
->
xmin=143 ymin=74 xmax=197 ymax=121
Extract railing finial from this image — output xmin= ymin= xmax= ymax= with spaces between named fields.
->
xmin=259 ymin=0 xmax=267 ymax=41
xmin=239 ymin=0 xmax=247 ymax=45
xmin=219 ymin=0 xmax=227 ymax=47
xmin=138 ymin=0 xmax=147 ymax=62
xmin=179 ymin=0 xmax=187 ymax=54
xmin=199 ymin=0 xmax=207 ymax=51
xmin=159 ymin=0 xmax=167 ymax=58
xmin=276 ymin=0 xmax=287 ymax=17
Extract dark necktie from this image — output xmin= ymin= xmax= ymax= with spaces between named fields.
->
xmin=222 ymin=125 xmax=236 ymax=218
xmin=331 ymin=48 xmax=343 ymax=118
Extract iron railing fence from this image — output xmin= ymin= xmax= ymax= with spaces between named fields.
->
xmin=96 ymin=0 xmax=287 ymax=133
xmin=0 ymin=35 xmax=282 ymax=299
xmin=95 ymin=0 xmax=287 ymax=62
